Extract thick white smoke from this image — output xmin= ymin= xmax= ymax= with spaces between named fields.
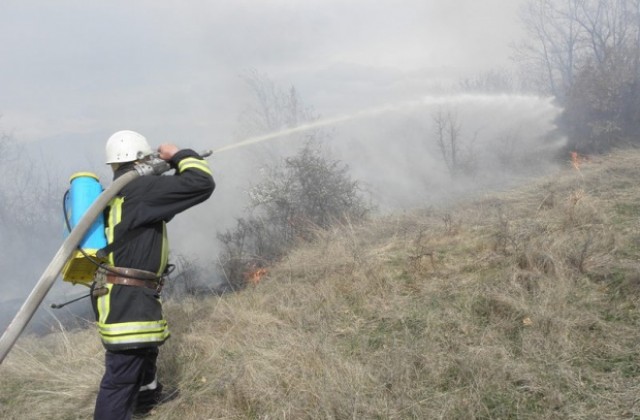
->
xmin=0 ymin=93 xmax=564 ymax=333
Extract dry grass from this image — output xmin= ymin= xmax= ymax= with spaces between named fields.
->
xmin=3 ymin=149 xmax=640 ymax=419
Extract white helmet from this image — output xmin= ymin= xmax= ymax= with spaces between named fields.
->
xmin=105 ymin=130 xmax=153 ymax=164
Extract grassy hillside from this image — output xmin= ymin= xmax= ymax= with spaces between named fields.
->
xmin=2 ymin=149 xmax=640 ymax=419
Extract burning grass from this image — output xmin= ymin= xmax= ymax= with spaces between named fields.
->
xmin=2 ymin=149 xmax=640 ymax=418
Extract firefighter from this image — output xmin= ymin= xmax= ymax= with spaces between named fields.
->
xmin=92 ymin=130 xmax=215 ymax=419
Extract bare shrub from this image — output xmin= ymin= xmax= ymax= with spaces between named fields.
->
xmin=218 ymin=141 xmax=371 ymax=290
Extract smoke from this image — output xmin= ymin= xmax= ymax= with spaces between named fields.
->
xmin=0 ymin=92 xmax=564 ymax=335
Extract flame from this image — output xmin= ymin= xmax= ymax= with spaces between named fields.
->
xmin=570 ymin=151 xmax=579 ymax=169
xmin=570 ymin=151 xmax=589 ymax=171
xmin=245 ymin=266 xmax=268 ymax=285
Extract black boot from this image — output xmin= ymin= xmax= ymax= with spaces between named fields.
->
xmin=134 ymin=382 xmax=180 ymax=416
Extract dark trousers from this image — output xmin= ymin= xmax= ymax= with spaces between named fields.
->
xmin=94 ymin=347 xmax=159 ymax=420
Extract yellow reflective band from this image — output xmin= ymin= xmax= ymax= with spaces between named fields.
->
xmin=97 ymin=316 xmax=170 ymax=346
xmin=99 ymin=330 xmax=171 ymax=345
xmin=105 ymin=196 xmax=125 ymax=265
xmin=178 ymin=158 xmax=212 ymax=175
xmin=158 ymin=222 xmax=168 ymax=276
xmin=98 ymin=319 xmax=167 ymax=335
xmin=97 ymin=284 xmax=113 ymax=325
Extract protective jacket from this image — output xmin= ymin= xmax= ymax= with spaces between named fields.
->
xmin=93 ymin=149 xmax=214 ymax=350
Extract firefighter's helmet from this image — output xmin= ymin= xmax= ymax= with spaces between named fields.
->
xmin=105 ymin=130 xmax=153 ymax=164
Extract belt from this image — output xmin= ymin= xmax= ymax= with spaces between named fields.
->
xmin=106 ymin=275 xmax=161 ymax=290
xmin=107 ymin=266 xmax=159 ymax=280
xmin=103 ymin=266 xmax=162 ymax=291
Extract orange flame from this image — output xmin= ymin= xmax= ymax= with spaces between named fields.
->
xmin=245 ymin=267 xmax=268 ymax=285
xmin=571 ymin=151 xmax=580 ymax=170
xmin=571 ymin=151 xmax=589 ymax=171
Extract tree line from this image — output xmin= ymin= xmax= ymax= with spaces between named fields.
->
xmin=516 ymin=0 xmax=640 ymax=153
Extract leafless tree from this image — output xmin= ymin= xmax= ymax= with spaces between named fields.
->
xmin=572 ymin=0 xmax=640 ymax=67
xmin=432 ymin=107 xmax=477 ymax=178
xmin=515 ymin=0 xmax=640 ymax=100
xmin=514 ymin=0 xmax=584 ymax=100
xmin=516 ymin=0 xmax=640 ymax=152
xmin=237 ymin=69 xmax=318 ymax=136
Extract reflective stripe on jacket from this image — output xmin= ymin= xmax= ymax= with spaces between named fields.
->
xmin=96 ymin=283 xmax=170 ymax=349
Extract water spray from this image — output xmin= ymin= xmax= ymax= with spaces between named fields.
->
xmin=211 ymin=94 xmax=558 ymax=154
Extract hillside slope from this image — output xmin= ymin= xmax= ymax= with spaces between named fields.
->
xmin=2 ymin=149 xmax=640 ymax=419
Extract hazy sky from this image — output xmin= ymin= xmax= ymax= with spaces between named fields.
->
xmin=0 ymin=0 xmax=523 ymax=150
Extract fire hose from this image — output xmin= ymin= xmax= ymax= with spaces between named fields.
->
xmin=0 ymin=154 xmax=191 ymax=365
